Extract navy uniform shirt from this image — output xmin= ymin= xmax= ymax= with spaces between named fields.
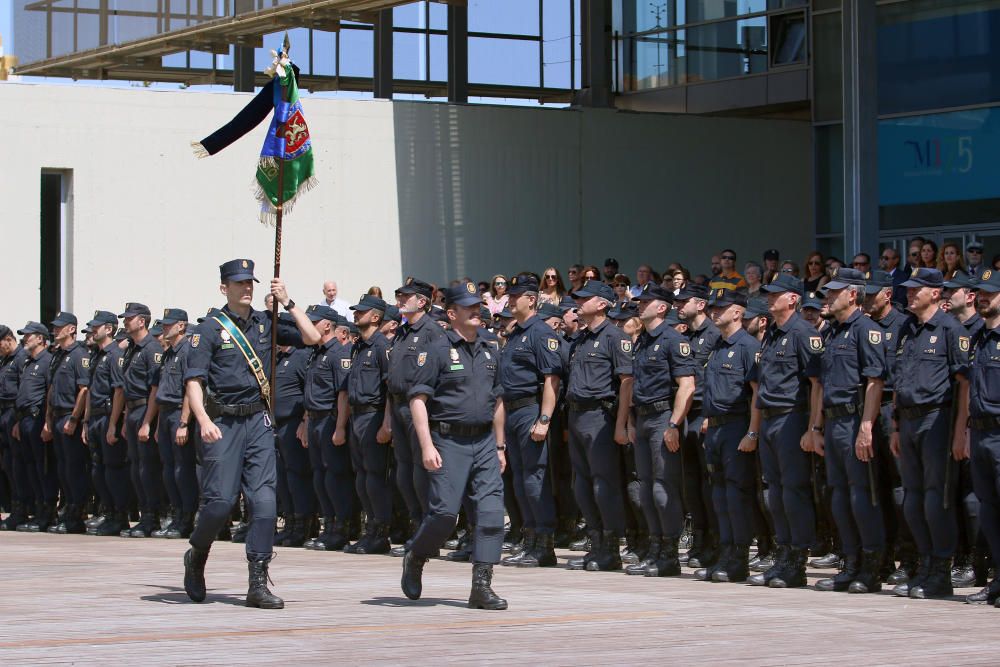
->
xmin=273 ymin=346 xmax=309 ymax=422
xmin=303 ymin=338 xmax=351 ymax=411
xmin=48 ymin=342 xmax=90 ymax=411
xmin=499 ymin=316 xmax=563 ymax=401
xmin=702 ymin=328 xmax=760 ymax=417
xmin=408 ymin=329 xmax=502 ymax=425
xmin=820 ymin=309 xmax=886 ymax=407
xmin=153 ymin=338 xmax=191 ymax=407
xmin=120 ymin=334 xmax=162 ymax=401
xmin=895 ymin=308 xmax=971 ymax=408
xmin=0 ymin=347 xmax=28 ymax=403
xmin=962 ymin=312 xmax=986 ymax=351
xmin=868 ymin=306 xmax=907 ymax=391
xmin=756 ymin=312 xmax=823 ymax=409
xmin=566 ymin=319 xmax=633 ymax=402
xmin=185 ymin=305 xmax=303 ymax=405
xmin=348 ymin=331 xmax=390 ymax=406
xmin=87 ymin=344 xmax=121 ymax=409
xmin=970 ymin=324 xmax=1000 ymax=418
xmin=387 ymin=314 xmax=447 ymax=396
xmin=16 ymin=349 xmax=52 ymax=411
xmin=686 ymin=317 xmax=722 ymax=404
xmin=632 ymin=320 xmax=697 ymax=406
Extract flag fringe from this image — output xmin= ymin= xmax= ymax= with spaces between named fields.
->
xmin=252 ymin=175 xmax=319 ymax=226
xmin=190 ymin=141 xmax=210 ymax=159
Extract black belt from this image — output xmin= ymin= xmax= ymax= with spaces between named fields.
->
xmin=307 ymin=409 xmax=337 ymax=419
xmin=212 ymin=400 xmax=268 ymax=418
xmin=689 ymin=400 xmax=702 ymax=414
xmin=157 ymin=402 xmax=182 ymax=412
xmin=760 ymin=405 xmax=806 ymax=420
xmin=350 ymin=403 xmax=384 ymax=414
xmin=567 ymin=398 xmax=616 ymax=413
xmin=126 ymin=398 xmax=147 ymax=410
xmin=0 ymin=400 xmax=15 ymax=411
xmin=706 ymin=413 xmax=748 ymax=428
xmin=881 ymin=389 xmax=894 ymax=405
xmin=898 ymin=403 xmax=950 ymax=421
xmin=823 ymin=401 xmax=864 ymax=420
xmin=505 ymin=395 xmax=540 ymax=412
xmin=89 ymin=402 xmax=111 ymax=418
xmin=633 ymin=399 xmax=672 ymax=417
xmin=429 ymin=421 xmax=492 ymax=437
xmin=389 ymin=392 xmax=408 ymax=405
xmin=50 ymin=408 xmax=74 ymax=419
xmin=15 ymin=406 xmax=41 ymax=420
xmin=969 ymin=415 xmax=1000 ymax=431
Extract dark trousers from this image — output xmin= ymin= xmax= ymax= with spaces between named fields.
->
xmin=409 ymin=431 xmax=505 ymax=563
xmin=824 ymin=413 xmax=885 ymax=553
xmin=567 ymin=406 xmax=625 ymax=536
xmin=504 ymin=404 xmax=556 ymax=534
xmin=95 ymin=415 xmax=131 ymax=513
xmin=758 ymin=411 xmax=815 ymax=549
xmin=189 ymin=411 xmax=276 ymax=557
xmin=276 ymin=416 xmax=313 ymax=516
xmin=2 ymin=408 xmax=30 ymax=506
xmin=52 ymin=414 xmax=89 ymax=506
xmin=683 ymin=411 xmax=718 ymax=535
xmin=157 ymin=407 xmax=199 ymax=514
xmin=21 ymin=414 xmax=57 ymax=503
xmin=306 ymin=415 xmax=333 ymax=517
xmin=549 ymin=405 xmax=578 ymax=524
xmin=350 ymin=410 xmax=392 ymax=524
xmin=705 ymin=418 xmax=755 ymax=547
xmin=390 ymin=400 xmax=427 ymax=520
xmin=86 ymin=418 xmax=112 ymax=511
xmin=874 ymin=402 xmax=910 ymax=556
xmin=970 ymin=427 xmax=1000 ymax=572
xmin=125 ymin=405 xmax=161 ymax=513
xmin=310 ymin=413 xmax=354 ymax=523
xmin=634 ymin=410 xmax=684 ymax=539
xmin=898 ymin=408 xmax=958 ymax=559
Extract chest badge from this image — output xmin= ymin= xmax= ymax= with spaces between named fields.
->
xmin=698 ymin=338 xmax=704 ymax=345
xmin=413 ymin=336 xmax=419 ymax=343
xmin=259 ymin=324 xmax=265 ymax=334
xmin=341 ymin=359 xmax=351 ymax=370
xmin=154 ymin=353 xmax=163 ymax=364
xmin=929 ymin=336 xmax=938 ymax=344
xmin=755 ymin=352 xmax=761 ymax=364
xmin=191 ymin=334 xmax=200 ymax=348
xmin=678 ymin=342 xmax=691 ymax=356
xmin=417 ymin=352 xmax=427 ymax=367
xmin=781 ymin=338 xmax=788 ymax=346
xmin=593 ymin=341 xmax=600 ymax=349
xmin=220 ymin=330 xmax=232 ymax=344
xmin=809 ymin=336 xmax=823 ymax=351
xmin=547 ymin=338 xmax=560 ymax=351
xmin=869 ymin=331 xmax=882 ymax=345
xmin=449 ymin=349 xmax=460 ymax=364
xmin=485 ymin=351 xmax=492 ymax=360
xmin=521 ymin=336 xmax=528 ymax=343
xmin=367 ymin=350 xmax=372 ymax=358
xmin=653 ymin=344 xmax=660 ymax=351
xmin=959 ymin=336 xmax=970 ymax=352
xmin=727 ymin=350 xmax=734 ymax=358
xmin=82 ymin=358 xmax=90 ymax=369
xmin=283 ymin=360 xmax=289 ymax=366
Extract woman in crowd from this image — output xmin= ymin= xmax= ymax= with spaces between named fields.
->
xmin=744 ymin=261 xmax=763 ymax=297
xmin=780 ymin=260 xmax=800 ymax=277
xmin=539 ymin=267 xmax=567 ymax=305
xmin=802 ymin=251 xmax=829 ymax=292
xmin=484 ymin=274 xmax=509 ymax=315
xmin=612 ymin=274 xmax=632 ymax=304
xmin=937 ymin=242 xmax=967 ymax=278
xmin=920 ymin=240 xmax=938 ymax=268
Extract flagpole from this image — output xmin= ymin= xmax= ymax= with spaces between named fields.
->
xmin=270 ymin=158 xmax=284 ymax=413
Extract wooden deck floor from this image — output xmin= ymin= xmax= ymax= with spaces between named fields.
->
xmin=1 ymin=531 xmax=997 ymax=665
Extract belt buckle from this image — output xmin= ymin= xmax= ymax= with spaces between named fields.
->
xmin=439 ymin=422 xmax=451 ymax=435
xmin=846 ymin=403 xmax=856 ymax=415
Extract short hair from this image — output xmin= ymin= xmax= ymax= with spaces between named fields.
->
xmin=721 ymin=249 xmax=736 ymax=258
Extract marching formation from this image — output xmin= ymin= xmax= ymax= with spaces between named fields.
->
xmin=3 ymin=251 xmax=1000 ymax=614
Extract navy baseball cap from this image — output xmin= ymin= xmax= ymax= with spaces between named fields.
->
xmin=763 ymin=249 xmax=780 ymax=261
xmin=497 ymin=307 xmax=514 ymax=319
xmin=396 ymin=277 xmax=433 ymax=300
xmin=346 ymin=322 xmax=359 ymax=336
xmin=708 ymin=287 xmax=748 ymax=308
xmin=570 ymin=280 xmax=615 ymax=302
xmin=665 ymin=309 xmax=682 ymax=326
xmin=801 ymin=292 xmax=824 ymax=310
xmin=444 ymin=282 xmax=484 ymax=307
xmin=507 ymin=274 xmax=540 ymax=295
xmin=305 ymin=304 xmax=339 ymax=322
xmin=743 ymin=297 xmax=769 ymax=319
xmin=50 ymin=311 xmax=77 ymax=327
xmin=763 ymin=273 xmax=804 ymax=295
xmin=968 ymin=241 xmax=984 ymax=251
xmin=675 ymin=283 xmax=711 ymax=301
xmin=160 ymin=308 xmax=189 ymax=325
xmin=824 ymin=267 xmax=868 ymax=290
xmin=114 ymin=327 xmax=128 ymax=341
xmin=559 ymin=295 xmax=578 ymax=312
xmin=608 ymin=301 xmax=638 ymax=321
xmin=632 ymin=283 xmax=674 ymax=303
xmin=219 ymin=258 xmax=259 ymax=283
xmin=976 ymin=269 xmax=1000 ymax=293
xmin=537 ymin=302 xmax=564 ymax=320
xmin=864 ymin=270 xmax=893 ymax=295
xmin=384 ymin=305 xmax=402 ymax=323
xmin=148 ymin=320 xmax=164 ymax=337
xmin=944 ymin=271 xmax=979 ymax=291
xmin=901 ymin=267 xmax=944 ymax=288
xmin=86 ymin=311 xmax=119 ymax=328
xmin=351 ymin=295 xmax=388 ymax=312
xmin=18 ymin=322 xmax=48 ymax=336
xmin=429 ymin=306 xmax=449 ymax=323
xmin=119 ymin=302 xmax=151 ymax=318
xmin=0 ymin=325 xmax=12 ymax=340
xmin=186 ymin=323 xmax=202 ymax=337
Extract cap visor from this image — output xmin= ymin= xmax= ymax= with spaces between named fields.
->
xmin=448 ymin=296 xmax=484 ymax=307
xmin=900 ymin=279 xmax=924 ymax=288
xmin=350 ymin=305 xmax=374 ymax=311
xmin=761 ymin=284 xmax=789 ymax=293
xmin=226 ymin=272 xmax=259 ymax=283
xmin=569 ymin=289 xmax=596 ymax=299
xmin=977 ymin=284 xmax=1000 ymax=293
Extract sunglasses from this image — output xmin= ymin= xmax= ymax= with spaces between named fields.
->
xmin=969 ymin=248 xmax=983 ymax=253
xmin=880 ymin=255 xmax=891 ymax=260
xmin=909 ymin=251 xmax=919 ymax=257
xmin=807 ymin=260 xmax=821 ymax=265
xmin=853 ymin=262 xmax=869 ymax=267
xmin=494 ymin=281 xmax=506 ymax=287
xmin=721 ymin=255 xmax=736 ymax=260
xmin=781 ymin=268 xmax=795 ymax=273
xmin=544 ymin=274 xmax=557 ymax=279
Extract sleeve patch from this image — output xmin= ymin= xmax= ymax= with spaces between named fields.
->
xmin=547 ymin=338 xmax=560 ymax=351
xmin=959 ymin=336 xmax=970 ymax=352
xmin=868 ymin=331 xmax=882 ymax=345
xmin=678 ymin=342 xmax=691 ymax=357
xmin=809 ymin=336 xmax=823 ymax=351
xmin=190 ymin=334 xmax=200 ymax=348
xmin=81 ymin=358 xmax=90 ymax=369
xmin=417 ymin=352 xmax=427 ymax=367
xmin=621 ymin=340 xmax=633 ymax=353
xmin=341 ymin=359 xmax=352 ymax=370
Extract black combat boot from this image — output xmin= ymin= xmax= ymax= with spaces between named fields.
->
xmin=231 ymin=522 xmax=249 ymax=544
xmin=749 ymin=544 xmax=790 ymax=586
xmin=586 ymin=531 xmax=623 ymax=572
xmin=888 ymin=547 xmax=917 ymax=585
xmin=313 ymin=520 xmax=349 ymax=551
xmin=94 ymin=511 xmax=128 ymax=537
xmin=690 ymin=531 xmax=720 ymax=570
xmin=695 ymin=544 xmax=732 ymax=582
xmin=0 ymin=502 xmax=28 ymax=531
xmin=910 ymin=556 xmax=954 ymax=599
xmin=444 ymin=529 xmax=474 ymax=562
xmin=645 ymin=537 xmax=682 ymax=577
xmin=279 ymin=514 xmax=306 ymax=547
xmin=816 ymin=551 xmax=860 ymax=592
xmin=305 ymin=516 xmax=332 ymax=549
xmin=848 ymin=550 xmax=883 ymax=594
xmin=626 ymin=535 xmax=662 ymax=575
xmin=768 ymin=547 xmax=808 ymax=588
xmin=183 ymin=547 xmax=210 ymax=602
xmin=355 ymin=524 xmax=391 ymax=555
xmin=554 ymin=517 xmax=576 ymax=549
xmin=246 ymin=555 xmax=284 ymax=609
xmin=129 ymin=511 xmax=157 ymax=538
xmin=47 ymin=505 xmax=67 ymax=534
xmin=517 ymin=532 xmax=557 ymax=568
xmin=166 ymin=513 xmax=194 ymax=539
xmin=685 ymin=530 xmax=705 ymax=568
xmin=567 ymin=530 xmax=602 ymax=570
xmin=893 ymin=554 xmax=931 ymax=597
xmin=973 ymin=548 xmax=990 ymax=588
xmin=153 ymin=511 xmax=178 ymax=538
xmin=502 ymin=528 xmax=536 ymax=566
xmin=569 ymin=530 xmax=592 ymax=552
xmin=966 ymin=577 xmax=1000 ymax=605
xmin=468 ymin=563 xmax=508 ymax=610
xmin=620 ymin=529 xmax=645 ymax=566
xmin=951 ymin=552 xmax=976 ymax=589
xmin=401 ymin=551 xmax=427 ymax=600
xmin=391 ymin=519 xmax=419 ymax=557
xmin=714 ymin=544 xmax=751 ymax=583
xmin=344 ymin=520 xmax=374 ymax=554
xmin=273 ymin=516 xmax=291 ymax=545
xmin=62 ymin=505 xmax=87 ymax=534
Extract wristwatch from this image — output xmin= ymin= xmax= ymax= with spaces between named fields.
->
xmin=283 ymin=299 xmax=296 ymax=312
xmin=667 ymin=421 xmax=679 ymax=430
xmin=811 ymin=425 xmax=824 ymax=434
xmin=538 ymin=414 xmax=551 ymax=425
xmin=496 ymin=444 xmax=507 ymax=452
xmin=745 ymin=431 xmax=759 ymax=441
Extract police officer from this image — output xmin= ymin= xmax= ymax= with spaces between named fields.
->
xmin=345 ymin=294 xmax=393 ymax=554
xmin=625 ymin=283 xmax=696 ymax=578
xmin=151 ymin=308 xmax=198 ymax=539
xmin=301 ymin=304 xmax=353 ymax=551
xmin=182 ymin=259 xmax=319 ymax=609
xmin=108 ymin=302 xmax=162 ymax=538
xmin=698 ymin=289 xmax=761 ymax=582
xmin=0 ymin=325 xmax=29 ymax=531
xmin=891 ymin=268 xmax=970 ymax=600
xmin=81 ymin=311 xmax=130 ymax=537
xmin=497 ymin=274 xmax=563 ymax=568
xmin=674 ymin=282 xmax=722 ymax=569
xmin=964 ymin=269 xmax=1000 ymax=606
xmin=387 ymin=278 xmax=447 ymax=552
xmin=400 ymin=281 xmax=508 ymax=610
xmin=748 ymin=273 xmax=823 ymax=589
xmin=564 ymin=280 xmax=633 ymax=572
xmin=45 ymin=311 xmax=90 ymax=534
xmin=13 ymin=322 xmax=54 ymax=532
xmin=812 ymin=268 xmax=887 ymax=594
